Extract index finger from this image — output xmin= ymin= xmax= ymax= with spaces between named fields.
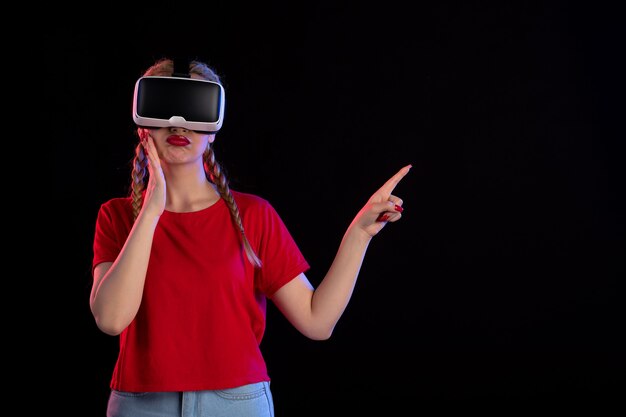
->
xmin=378 ymin=164 xmax=412 ymax=196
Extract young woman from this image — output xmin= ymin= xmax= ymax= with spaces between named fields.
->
xmin=90 ymin=57 xmax=410 ymax=417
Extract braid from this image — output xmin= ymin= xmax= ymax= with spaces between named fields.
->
xmin=204 ymin=147 xmax=262 ymax=268
xmin=130 ymin=142 xmax=148 ymax=220
xmin=129 ymin=59 xmax=172 ymax=220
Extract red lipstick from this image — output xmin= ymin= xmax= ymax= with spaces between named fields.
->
xmin=166 ymin=135 xmax=190 ymax=146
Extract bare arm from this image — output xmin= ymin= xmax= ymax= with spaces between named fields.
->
xmin=90 ymin=211 xmax=160 ymax=335
xmin=271 ymin=165 xmax=411 ymax=340
xmin=90 ymin=135 xmax=166 ymax=335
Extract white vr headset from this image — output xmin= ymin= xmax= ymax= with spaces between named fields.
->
xmin=132 ymin=76 xmax=226 ymax=133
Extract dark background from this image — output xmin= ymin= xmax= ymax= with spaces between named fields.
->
xmin=47 ymin=1 xmax=623 ymax=415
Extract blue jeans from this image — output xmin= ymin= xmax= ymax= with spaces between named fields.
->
xmin=106 ymin=381 xmax=274 ymax=417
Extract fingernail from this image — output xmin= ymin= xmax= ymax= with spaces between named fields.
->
xmin=377 ymin=214 xmax=390 ymax=222
xmin=394 ymin=205 xmax=404 ymax=212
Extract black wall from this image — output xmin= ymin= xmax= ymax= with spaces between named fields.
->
xmin=47 ymin=2 xmax=624 ymax=414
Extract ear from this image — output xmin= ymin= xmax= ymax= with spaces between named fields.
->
xmin=207 ymin=134 xmax=216 ymax=144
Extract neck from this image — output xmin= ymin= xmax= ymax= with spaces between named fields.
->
xmin=162 ymin=163 xmax=220 ymax=212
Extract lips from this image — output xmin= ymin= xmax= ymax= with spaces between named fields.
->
xmin=166 ymin=135 xmax=190 ymax=146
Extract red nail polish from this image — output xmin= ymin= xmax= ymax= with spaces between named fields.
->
xmin=377 ymin=214 xmax=390 ymax=222
xmin=395 ymin=205 xmax=404 ymax=212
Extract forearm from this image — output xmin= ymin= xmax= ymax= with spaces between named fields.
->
xmin=310 ymin=226 xmax=372 ymax=336
xmin=91 ymin=211 xmax=160 ymax=334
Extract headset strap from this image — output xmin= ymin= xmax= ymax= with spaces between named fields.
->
xmin=172 ymin=58 xmax=190 ymax=78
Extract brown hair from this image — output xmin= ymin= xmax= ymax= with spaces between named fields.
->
xmin=129 ymin=58 xmax=262 ymax=268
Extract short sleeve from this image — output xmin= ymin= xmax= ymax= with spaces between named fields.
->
xmin=251 ymin=200 xmax=310 ymax=296
xmin=92 ymin=198 xmax=134 ymax=273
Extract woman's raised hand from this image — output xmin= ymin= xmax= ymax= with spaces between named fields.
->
xmin=349 ymin=164 xmax=412 ymax=238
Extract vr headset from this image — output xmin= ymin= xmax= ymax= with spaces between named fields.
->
xmin=132 ymin=76 xmax=225 ymax=133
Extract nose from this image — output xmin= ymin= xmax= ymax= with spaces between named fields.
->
xmin=169 ymin=126 xmax=189 ymax=133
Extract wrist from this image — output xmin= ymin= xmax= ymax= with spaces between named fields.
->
xmin=136 ymin=209 xmax=161 ymax=226
xmin=344 ymin=224 xmax=373 ymax=246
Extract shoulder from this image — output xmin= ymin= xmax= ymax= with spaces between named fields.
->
xmin=230 ymin=190 xmax=284 ymax=222
xmin=100 ymin=196 xmax=133 ymax=210
xmin=231 ymin=190 xmax=272 ymax=211
xmin=98 ymin=196 xmax=134 ymax=218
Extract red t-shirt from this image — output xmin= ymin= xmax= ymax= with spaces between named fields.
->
xmin=92 ymin=191 xmax=310 ymax=392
